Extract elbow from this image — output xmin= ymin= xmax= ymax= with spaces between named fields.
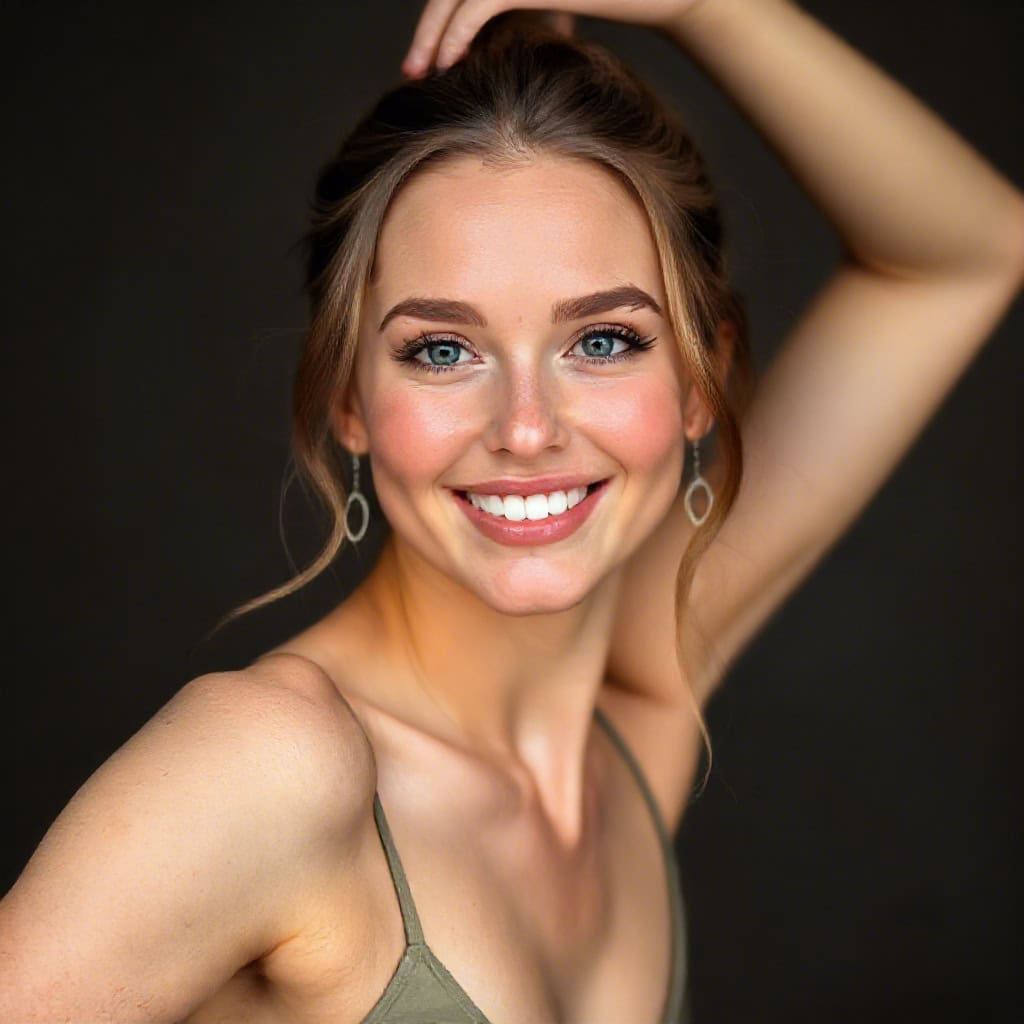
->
xmin=948 ymin=191 xmax=1024 ymax=296
xmin=990 ymin=192 xmax=1024 ymax=289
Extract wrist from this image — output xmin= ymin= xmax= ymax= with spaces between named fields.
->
xmin=663 ymin=0 xmax=723 ymax=33
xmin=662 ymin=0 xmax=786 ymax=49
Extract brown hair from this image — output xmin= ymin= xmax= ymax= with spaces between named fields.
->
xmin=221 ymin=14 xmax=754 ymax=780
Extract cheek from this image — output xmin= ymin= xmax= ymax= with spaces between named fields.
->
xmin=364 ymin=385 xmax=475 ymax=489
xmin=579 ymin=376 xmax=685 ymax=474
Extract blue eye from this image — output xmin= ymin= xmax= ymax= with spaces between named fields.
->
xmin=392 ymin=334 xmax=475 ymax=374
xmin=571 ymin=324 xmax=656 ymax=364
xmin=391 ymin=323 xmax=656 ymax=375
xmin=581 ymin=333 xmax=626 ymax=358
xmin=418 ymin=340 xmax=469 ymax=367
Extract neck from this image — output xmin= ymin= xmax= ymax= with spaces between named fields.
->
xmin=349 ymin=535 xmax=622 ymax=827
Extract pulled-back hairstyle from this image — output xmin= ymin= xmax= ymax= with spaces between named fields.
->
xmin=224 ymin=13 xmax=755 ymax=773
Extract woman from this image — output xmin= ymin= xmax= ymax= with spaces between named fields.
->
xmin=2 ymin=1 xmax=1021 ymax=1021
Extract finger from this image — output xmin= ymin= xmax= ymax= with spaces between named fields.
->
xmin=402 ymin=0 xmax=463 ymax=77
xmin=548 ymin=13 xmax=576 ymax=37
xmin=436 ymin=0 xmax=556 ymax=70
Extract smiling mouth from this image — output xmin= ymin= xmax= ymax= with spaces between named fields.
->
xmin=453 ymin=480 xmax=608 ymax=522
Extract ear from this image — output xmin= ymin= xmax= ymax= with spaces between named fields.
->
xmin=329 ymin=380 xmax=370 ymax=455
xmin=682 ymin=319 xmax=736 ymax=441
xmin=682 ymin=383 xmax=715 ymax=442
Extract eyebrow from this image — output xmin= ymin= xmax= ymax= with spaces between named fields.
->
xmin=377 ymin=284 xmax=662 ymax=332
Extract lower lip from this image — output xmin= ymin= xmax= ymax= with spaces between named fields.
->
xmin=452 ymin=482 xmax=609 ymax=547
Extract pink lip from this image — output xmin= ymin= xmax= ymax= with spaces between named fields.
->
xmin=449 ymin=475 xmax=601 ymax=497
xmin=451 ymin=480 xmax=608 ymax=547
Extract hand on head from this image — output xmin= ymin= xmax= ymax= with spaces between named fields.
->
xmin=400 ymin=1 xmax=704 ymax=78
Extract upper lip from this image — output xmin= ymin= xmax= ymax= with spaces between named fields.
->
xmin=451 ymin=475 xmax=605 ymax=496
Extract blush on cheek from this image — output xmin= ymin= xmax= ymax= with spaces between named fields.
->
xmin=583 ymin=378 xmax=685 ymax=474
xmin=366 ymin=388 xmax=478 ymax=497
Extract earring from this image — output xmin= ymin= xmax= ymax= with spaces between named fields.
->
xmin=684 ymin=436 xmax=714 ymax=528
xmin=344 ymin=452 xmax=370 ymax=543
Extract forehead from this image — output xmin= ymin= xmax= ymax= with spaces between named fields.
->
xmin=369 ymin=154 xmax=664 ymax=314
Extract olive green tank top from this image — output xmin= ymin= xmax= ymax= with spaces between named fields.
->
xmin=361 ymin=706 xmax=691 ymax=1023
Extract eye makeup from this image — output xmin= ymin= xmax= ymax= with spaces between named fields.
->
xmin=572 ymin=323 xmax=657 ymax=366
xmin=390 ymin=322 xmax=658 ymax=375
xmin=392 ymin=332 xmax=472 ymax=373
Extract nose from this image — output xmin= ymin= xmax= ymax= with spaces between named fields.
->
xmin=483 ymin=361 xmax=569 ymax=457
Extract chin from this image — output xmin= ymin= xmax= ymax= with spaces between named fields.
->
xmin=470 ymin=564 xmax=601 ymax=618
xmin=486 ymin=591 xmax=589 ymax=618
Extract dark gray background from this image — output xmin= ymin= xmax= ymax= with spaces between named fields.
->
xmin=3 ymin=2 xmax=1021 ymax=1021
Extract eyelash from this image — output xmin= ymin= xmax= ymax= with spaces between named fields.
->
xmin=391 ymin=323 xmax=657 ymax=375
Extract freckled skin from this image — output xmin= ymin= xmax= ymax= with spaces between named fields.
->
xmin=340 ymin=154 xmax=695 ymax=616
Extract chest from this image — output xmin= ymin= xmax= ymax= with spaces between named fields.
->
xmin=185 ymin=733 xmax=679 ymax=1023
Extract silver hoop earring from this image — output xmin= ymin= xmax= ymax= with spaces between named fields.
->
xmin=344 ymin=453 xmax=370 ymax=544
xmin=684 ymin=437 xmax=714 ymax=528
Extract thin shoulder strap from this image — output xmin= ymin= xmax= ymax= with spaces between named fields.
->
xmin=592 ymin=706 xmax=675 ymax=847
xmin=593 ymin=705 xmax=689 ymax=1024
xmin=372 ymin=791 xmax=426 ymax=946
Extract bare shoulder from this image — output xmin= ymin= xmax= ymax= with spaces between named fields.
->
xmin=0 ymin=655 xmax=376 ymax=1023
xmin=212 ymin=650 xmax=377 ymax=802
xmin=137 ymin=653 xmax=378 ymax=847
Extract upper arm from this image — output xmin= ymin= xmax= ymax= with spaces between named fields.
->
xmin=610 ymin=239 xmax=1024 ymax=707
xmin=0 ymin=659 xmax=375 ymax=1023
xmin=696 ymin=254 xmax=1023 ymax=689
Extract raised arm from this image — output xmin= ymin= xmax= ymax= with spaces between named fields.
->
xmin=608 ymin=0 xmax=1024 ymax=703
xmin=0 ymin=660 xmax=374 ymax=1022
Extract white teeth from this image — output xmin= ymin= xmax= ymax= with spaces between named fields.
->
xmin=503 ymin=495 xmax=526 ymax=521
xmin=466 ymin=485 xmax=594 ymax=522
xmin=524 ymin=494 xmax=548 ymax=520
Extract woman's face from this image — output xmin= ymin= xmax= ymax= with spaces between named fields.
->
xmin=338 ymin=153 xmax=700 ymax=615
